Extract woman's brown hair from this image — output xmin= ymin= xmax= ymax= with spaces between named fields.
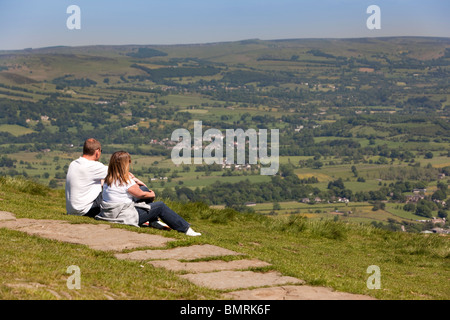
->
xmin=104 ymin=151 xmax=132 ymax=187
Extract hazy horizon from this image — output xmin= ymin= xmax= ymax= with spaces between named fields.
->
xmin=1 ymin=0 xmax=449 ymax=51
xmin=2 ymin=35 xmax=450 ymax=53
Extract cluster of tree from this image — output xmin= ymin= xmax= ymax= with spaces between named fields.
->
xmin=0 ymin=156 xmax=16 ymax=168
xmin=412 ymin=199 xmax=441 ymax=219
xmin=130 ymin=64 xmax=220 ymax=83
xmin=432 ymin=181 xmax=448 ymax=201
xmin=52 ymin=75 xmax=97 ymax=88
xmin=327 ymin=178 xmax=353 ymax=199
xmin=404 ymin=96 xmax=442 ymax=110
xmin=170 ymin=167 xmax=320 ymax=207
xmin=221 ymin=70 xmax=293 ymax=87
xmin=307 ymin=49 xmax=336 ymax=59
xmin=130 ymin=104 xmax=180 ymax=121
xmin=195 ymin=164 xmax=222 ymax=172
xmin=370 ymin=219 xmax=426 ymax=233
xmin=126 ymin=48 xmax=168 ymax=58
xmin=131 ymin=166 xmax=170 ymax=178
xmin=394 ymin=181 xmax=448 ymax=219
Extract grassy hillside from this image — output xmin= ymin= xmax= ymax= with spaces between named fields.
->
xmin=0 ymin=176 xmax=448 ymax=300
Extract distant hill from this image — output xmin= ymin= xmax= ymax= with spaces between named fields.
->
xmin=0 ymin=36 xmax=448 ymax=85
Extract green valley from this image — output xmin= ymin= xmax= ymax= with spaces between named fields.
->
xmin=0 ymin=37 xmax=449 ymax=233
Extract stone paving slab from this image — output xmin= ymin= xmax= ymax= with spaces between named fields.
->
xmin=115 ymin=244 xmax=243 ymax=261
xmin=0 ymin=215 xmax=175 ymax=251
xmin=148 ymin=259 xmax=271 ymax=273
xmin=180 ymin=271 xmax=304 ymax=290
xmin=224 ymin=285 xmax=377 ymax=300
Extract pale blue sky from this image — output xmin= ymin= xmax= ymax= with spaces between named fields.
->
xmin=0 ymin=0 xmax=449 ymax=50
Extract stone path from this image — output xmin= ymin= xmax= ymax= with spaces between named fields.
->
xmin=0 ymin=211 xmax=375 ymax=300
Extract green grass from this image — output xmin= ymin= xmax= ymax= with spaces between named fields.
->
xmin=384 ymin=203 xmax=421 ymax=221
xmin=0 ymin=176 xmax=449 ymax=300
xmin=0 ymin=124 xmax=35 ymax=137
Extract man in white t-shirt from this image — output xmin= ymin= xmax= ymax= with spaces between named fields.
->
xmin=65 ymin=138 xmax=108 ymax=217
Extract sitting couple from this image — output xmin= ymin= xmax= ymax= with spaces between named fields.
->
xmin=65 ymin=138 xmax=201 ymax=236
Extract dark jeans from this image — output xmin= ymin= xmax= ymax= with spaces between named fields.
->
xmin=84 ymin=206 xmax=100 ymax=218
xmin=83 ymin=192 xmax=102 ymax=218
xmin=136 ymin=186 xmax=190 ymax=233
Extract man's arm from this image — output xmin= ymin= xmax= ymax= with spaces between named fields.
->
xmin=92 ymin=163 xmax=108 ymax=181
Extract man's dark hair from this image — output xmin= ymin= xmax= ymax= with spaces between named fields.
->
xmin=83 ymin=138 xmax=101 ymax=156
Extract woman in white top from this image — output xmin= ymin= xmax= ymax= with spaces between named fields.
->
xmin=96 ymin=151 xmax=201 ymax=236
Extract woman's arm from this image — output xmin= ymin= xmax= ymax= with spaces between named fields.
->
xmin=127 ymin=183 xmax=155 ymax=200
xmin=129 ymin=172 xmax=147 ymax=187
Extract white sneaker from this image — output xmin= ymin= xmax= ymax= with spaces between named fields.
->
xmin=185 ymin=227 xmax=201 ymax=236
